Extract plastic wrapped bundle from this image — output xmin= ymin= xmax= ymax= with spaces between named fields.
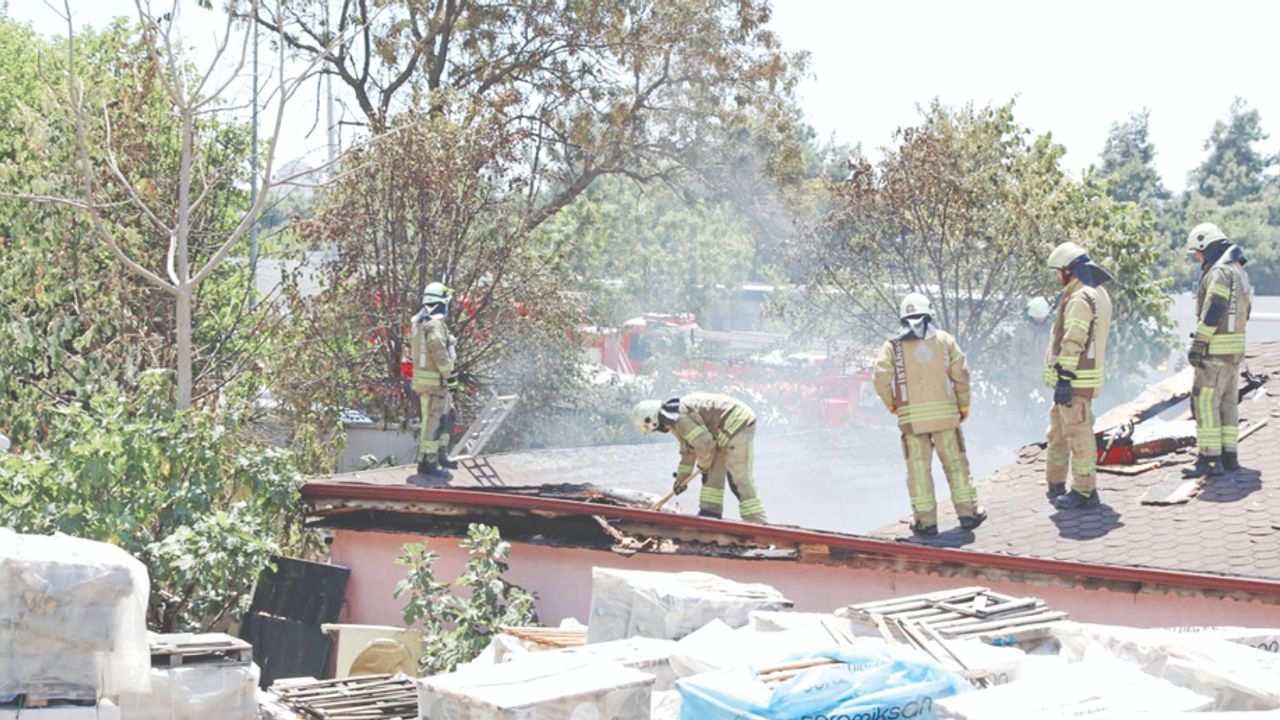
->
xmin=676 ymin=645 xmax=971 ymax=720
xmin=586 ymin=568 xmax=791 ymax=643
xmin=417 ymin=654 xmax=654 ymax=719
xmin=505 ymin=636 xmax=679 ymax=691
xmin=117 ymin=663 xmax=260 ymax=720
xmin=0 ymin=529 xmax=150 ymax=698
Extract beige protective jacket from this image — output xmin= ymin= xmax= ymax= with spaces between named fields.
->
xmin=1043 ymin=279 xmax=1112 ymax=399
xmin=1194 ymin=253 xmax=1251 ymax=363
xmin=873 ymin=327 xmax=970 ymax=434
xmin=670 ymin=393 xmax=756 ymax=484
xmin=410 ymin=313 xmax=455 ymax=392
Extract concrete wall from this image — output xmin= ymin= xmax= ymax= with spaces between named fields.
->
xmin=329 ymin=528 xmax=1280 ymax=630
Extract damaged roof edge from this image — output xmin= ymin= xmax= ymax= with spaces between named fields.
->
xmin=301 ymin=481 xmax=1280 ymax=602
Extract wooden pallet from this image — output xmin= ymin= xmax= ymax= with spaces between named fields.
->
xmin=844 ymin=586 xmax=1069 ymax=641
xmin=271 ymin=673 xmax=418 ymax=720
xmin=150 ymin=632 xmax=254 ymax=667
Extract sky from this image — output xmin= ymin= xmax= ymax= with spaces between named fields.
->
xmin=768 ymin=0 xmax=1280 ymax=190
xmin=8 ymin=1 xmax=1280 ymax=192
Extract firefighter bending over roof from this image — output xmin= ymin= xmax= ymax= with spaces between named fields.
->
xmin=873 ymin=293 xmax=984 ymax=537
xmin=409 ymin=282 xmax=459 ymax=484
xmin=632 ymin=392 xmax=768 ymax=523
xmin=1043 ymin=242 xmax=1113 ymax=510
xmin=1183 ymin=222 xmax=1251 ymax=479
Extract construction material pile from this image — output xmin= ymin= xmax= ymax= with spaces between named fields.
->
xmin=253 ymin=569 xmax=1280 ymax=718
xmin=0 ymin=529 xmax=150 ymax=716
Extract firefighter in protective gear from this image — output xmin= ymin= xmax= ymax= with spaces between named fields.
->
xmin=1182 ymin=222 xmax=1251 ymax=478
xmin=1043 ymin=242 xmax=1113 ymax=510
xmin=632 ymin=393 xmax=768 ymax=523
xmin=1008 ymin=297 xmax=1054 ymax=419
xmin=409 ymin=282 xmax=458 ymax=483
xmin=873 ymin=293 xmax=984 ymax=537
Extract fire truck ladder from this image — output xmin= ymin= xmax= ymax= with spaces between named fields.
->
xmin=447 ymin=392 xmax=520 ymax=485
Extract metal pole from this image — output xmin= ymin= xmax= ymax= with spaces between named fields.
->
xmin=248 ymin=10 xmax=260 ymax=307
xmin=325 ymin=1 xmax=336 ymax=165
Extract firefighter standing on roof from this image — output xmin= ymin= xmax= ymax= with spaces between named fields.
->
xmin=409 ymin=282 xmax=460 ymax=483
xmin=631 ymin=393 xmax=768 ymax=523
xmin=1043 ymin=242 xmax=1113 ymax=510
xmin=1182 ymin=222 xmax=1251 ymax=479
xmin=872 ymin=293 xmax=985 ymax=537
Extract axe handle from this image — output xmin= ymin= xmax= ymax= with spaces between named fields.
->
xmin=650 ymin=490 xmax=677 ymax=511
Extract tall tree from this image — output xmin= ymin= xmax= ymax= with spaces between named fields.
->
xmin=1190 ymin=97 xmax=1275 ymax=206
xmin=1098 ymin=109 xmax=1169 ymax=206
xmin=787 ymin=101 xmax=1174 ymax=390
xmin=1 ymin=1 xmax=351 ymax=410
xmin=250 ymin=0 xmax=804 ymax=237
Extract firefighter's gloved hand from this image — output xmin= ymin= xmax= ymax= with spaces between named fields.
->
xmin=1188 ymin=339 xmax=1209 ymax=368
xmin=959 ymin=406 xmax=969 ymax=422
xmin=671 ymin=473 xmax=692 ymax=494
xmin=446 ymin=373 xmax=461 ymax=391
xmin=1053 ymin=364 xmax=1076 ymax=406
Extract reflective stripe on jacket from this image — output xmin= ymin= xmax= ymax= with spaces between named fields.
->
xmin=410 ymin=314 xmax=455 ymax=391
xmin=1195 ymin=259 xmax=1251 ymax=363
xmin=1043 ymin=279 xmax=1111 ymax=399
xmin=672 ymin=393 xmax=756 ymax=482
xmin=872 ymin=329 xmax=970 ymax=434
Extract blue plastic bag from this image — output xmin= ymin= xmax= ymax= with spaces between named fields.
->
xmin=677 ymin=644 xmax=971 ymax=720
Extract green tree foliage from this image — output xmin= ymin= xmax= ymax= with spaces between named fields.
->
xmin=253 ymin=0 xmax=804 ymax=236
xmin=788 ymin=101 xmax=1174 ymax=392
xmin=274 ymin=105 xmax=583 ymax=451
xmin=0 ymin=17 xmax=258 ymax=440
xmin=1173 ymin=99 xmax=1280 ymax=293
xmin=0 ymin=371 xmax=305 ymax=632
xmin=538 ymin=177 xmax=756 ymax=324
xmin=395 ymin=524 xmax=538 ymax=675
xmin=1099 ymin=109 xmax=1170 ymax=206
xmin=1191 ymin=98 xmax=1275 ymax=206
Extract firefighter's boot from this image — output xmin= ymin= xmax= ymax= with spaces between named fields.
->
xmin=697 ymin=508 xmax=722 ymax=519
xmin=959 ymin=509 xmax=987 ymax=531
xmin=1054 ymin=489 xmax=1099 ymax=510
xmin=1181 ymin=454 xmax=1225 ymax=479
xmin=413 ymin=457 xmax=452 ymax=484
xmin=437 ymin=448 xmax=459 ymax=470
xmin=1222 ymin=451 xmax=1240 ymax=471
xmin=909 ymin=520 xmax=938 ymax=537
xmin=1046 ymin=483 xmax=1066 ymax=500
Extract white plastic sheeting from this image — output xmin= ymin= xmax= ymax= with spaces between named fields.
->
xmin=935 ymin=649 xmax=1213 ymax=719
xmin=669 ymin=619 xmax=855 ymax=678
xmin=586 ymin=568 xmax=790 ymax=643
xmin=1052 ymin=622 xmax=1280 ymax=711
xmin=0 ymin=529 xmax=150 ymax=698
xmin=416 ymin=654 xmax=654 ymax=719
xmin=501 ymin=636 xmax=679 ymax=691
xmin=117 ymin=663 xmax=259 ymax=720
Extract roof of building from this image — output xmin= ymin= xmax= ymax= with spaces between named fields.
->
xmin=870 ymin=339 xmax=1280 ymax=582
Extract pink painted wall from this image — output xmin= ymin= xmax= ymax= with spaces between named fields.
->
xmin=330 ymin=529 xmax=1280 ymax=630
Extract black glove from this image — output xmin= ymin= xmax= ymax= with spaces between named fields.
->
xmin=1053 ymin=363 xmax=1076 ymax=406
xmin=672 ymin=472 xmax=692 ymax=494
xmin=1188 ymin=339 xmax=1209 ymax=368
xmin=446 ymin=373 xmax=461 ymax=391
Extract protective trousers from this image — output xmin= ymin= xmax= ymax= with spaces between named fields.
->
xmin=417 ymin=387 xmax=451 ymax=457
xmin=699 ymin=424 xmax=767 ymax=523
xmin=1046 ymin=396 xmax=1095 ymax=493
xmin=900 ymin=428 xmax=978 ymax=527
xmin=1192 ymin=361 xmax=1239 ymax=457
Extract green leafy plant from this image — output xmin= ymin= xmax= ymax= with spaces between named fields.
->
xmin=0 ymin=370 xmax=306 ymax=632
xmin=394 ymin=524 xmax=539 ymax=675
